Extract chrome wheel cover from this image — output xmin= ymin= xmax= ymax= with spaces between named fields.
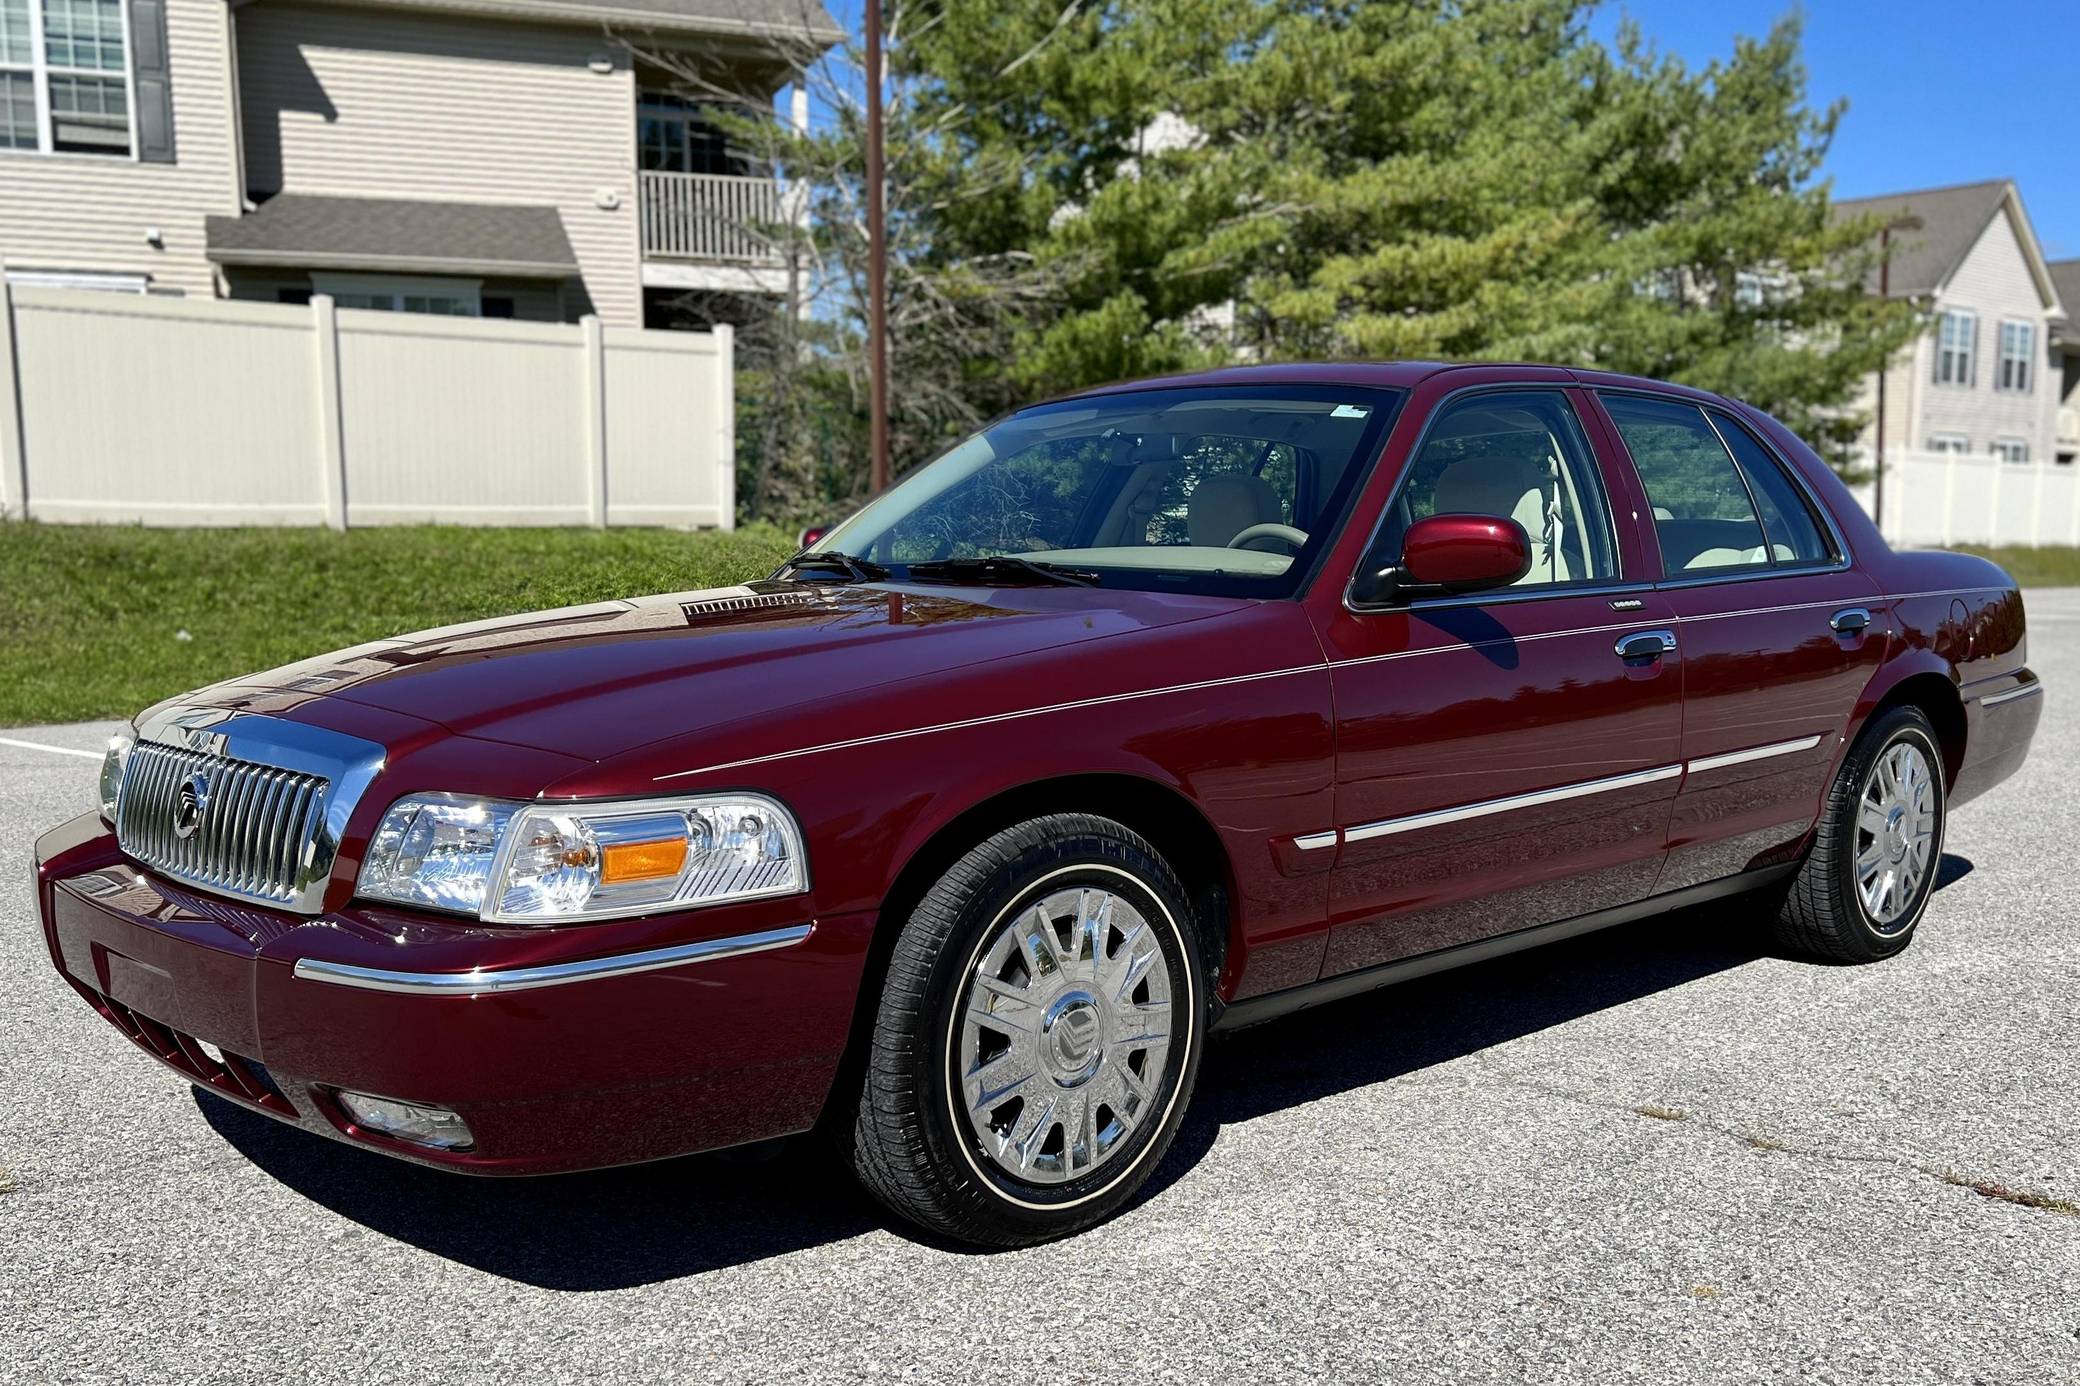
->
xmin=1855 ymin=737 xmax=1938 ymax=933
xmin=956 ymin=886 xmax=1175 ymax=1186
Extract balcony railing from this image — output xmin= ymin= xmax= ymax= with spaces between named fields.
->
xmin=640 ymin=171 xmax=788 ymax=265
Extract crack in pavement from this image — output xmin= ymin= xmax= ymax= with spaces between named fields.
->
xmin=1465 ymin=1062 xmax=2080 ymax=1221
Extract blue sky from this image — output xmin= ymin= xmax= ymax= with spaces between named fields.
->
xmin=1594 ymin=2 xmax=2080 ymax=260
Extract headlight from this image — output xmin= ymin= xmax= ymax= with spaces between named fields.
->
xmin=98 ymin=731 xmax=135 ymax=821
xmin=355 ymin=792 xmax=807 ymax=924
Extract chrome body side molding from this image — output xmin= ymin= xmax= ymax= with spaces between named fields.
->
xmin=292 ymin=923 xmax=814 ymax=995
xmin=1686 ymin=734 xmax=1826 ymax=774
xmin=1341 ymin=764 xmax=1684 ymax=844
xmin=1981 ymin=682 xmax=2043 ymax=708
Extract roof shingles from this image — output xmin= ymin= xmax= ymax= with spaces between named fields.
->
xmin=1832 ymin=179 xmax=2012 ymax=299
xmin=206 ymin=194 xmax=581 ymax=277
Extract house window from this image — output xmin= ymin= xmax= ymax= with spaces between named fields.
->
xmin=1992 ymin=437 xmax=2029 ymax=465
xmin=0 ymin=0 xmax=133 ymax=156
xmin=1996 ymin=321 xmax=2034 ymax=393
xmin=1933 ymin=309 xmax=1976 ymax=386
xmin=637 ymin=94 xmax=741 ymax=176
xmin=311 ymin=273 xmax=482 ymax=317
xmin=1927 ymin=433 xmax=1970 ymax=455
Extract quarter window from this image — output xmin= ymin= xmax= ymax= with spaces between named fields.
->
xmin=0 ymin=0 xmax=132 ymax=156
xmin=1934 ymin=310 xmax=1976 ymax=386
xmin=1602 ymin=395 xmax=1771 ymax=572
xmin=1371 ymin=391 xmax=1618 ymax=588
xmin=1708 ymin=414 xmax=1836 ymax=565
xmin=1996 ymin=321 xmax=2034 ymax=393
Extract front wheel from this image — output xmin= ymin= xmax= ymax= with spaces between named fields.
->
xmin=1774 ymin=705 xmax=1947 ymax=963
xmin=848 ymin=815 xmax=1207 ymax=1246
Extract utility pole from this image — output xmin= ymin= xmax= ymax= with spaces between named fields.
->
xmin=1872 ymin=213 xmax=1923 ymax=535
xmin=865 ymin=0 xmax=890 ymax=494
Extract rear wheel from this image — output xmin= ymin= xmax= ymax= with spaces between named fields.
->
xmin=848 ymin=814 xmax=1207 ymax=1246
xmin=1775 ymin=706 xmax=1946 ymax=963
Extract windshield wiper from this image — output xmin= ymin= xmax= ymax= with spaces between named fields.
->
xmin=780 ymin=550 xmax=890 ymax=583
xmin=905 ymin=556 xmax=1101 ymax=587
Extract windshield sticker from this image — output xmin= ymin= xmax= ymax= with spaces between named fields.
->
xmin=1331 ymin=404 xmax=1370 ymax=419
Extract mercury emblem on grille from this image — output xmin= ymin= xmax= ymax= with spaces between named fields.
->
xmin=172 ymin=771 xmax=211 ymax=840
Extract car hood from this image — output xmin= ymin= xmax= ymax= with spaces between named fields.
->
xmin=197 ymin=581 xmax=1245 ymax=763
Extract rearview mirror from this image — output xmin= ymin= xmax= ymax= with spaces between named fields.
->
xmin=1350 ymin=514 xmax=1531 ymax=607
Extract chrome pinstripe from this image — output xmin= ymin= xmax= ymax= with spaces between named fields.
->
xmin=650 ymin=587 xmax=2014 ymax=783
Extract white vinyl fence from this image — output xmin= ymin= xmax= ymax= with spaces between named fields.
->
xmin=0 ymin=284 xmax=734 ymax=528
xmin=1848 ymin=448 xmax=2080 ymax=549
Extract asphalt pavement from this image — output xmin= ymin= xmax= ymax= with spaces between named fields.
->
xmin=3 ymin=591 xmax=2077 ymax=1384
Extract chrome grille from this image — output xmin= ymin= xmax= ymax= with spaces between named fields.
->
xmin=116 ymin=740 xmax=330 ymax=906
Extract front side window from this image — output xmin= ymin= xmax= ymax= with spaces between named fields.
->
xmin=1368 ymin=390 xmax=1618 ymax=589
xmin=809 ymin=386 xmax=1403 ymax=597
xmin=1934 ymin=310 xmax=1977 ymax=386
xmin=1997 ymin=321 xmax=2034 ymax=393
xmin=1603 ymin=395 xmax=1772 ymax=573
xmin=0 ymin=0 xmax=131 ymax=156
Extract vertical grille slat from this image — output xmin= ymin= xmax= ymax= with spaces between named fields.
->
xmin=114 ymin=741 xmax=331 ymax=907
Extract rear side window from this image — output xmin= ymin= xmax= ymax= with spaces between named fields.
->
xmin=1708 ymin=414 xmax=1835 ymax=565
xmin=1601 ymin=395 xmax=1769 ymax=573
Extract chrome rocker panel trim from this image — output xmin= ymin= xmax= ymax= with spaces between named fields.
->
xmin=292 ymin=923 xmax=814 ymax=995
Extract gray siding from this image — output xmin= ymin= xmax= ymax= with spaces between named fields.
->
xmin=0 ymin=0 xmax=240 ymax=297
xmin=234 ymin=1 xmax=641 ymax=325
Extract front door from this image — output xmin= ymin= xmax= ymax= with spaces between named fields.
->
xmin=1313 ymin=386 xmax=1685 ymax=977
xmin=1587 ymin=392 xmax=1888 ymax=892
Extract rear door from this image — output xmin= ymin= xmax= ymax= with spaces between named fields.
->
xmin=1311 ymin=383 xmax=1685 ymax=977
xmin=1585 ymin=391 xmax=1887 ymax=892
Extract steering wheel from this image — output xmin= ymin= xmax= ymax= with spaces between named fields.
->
xmin=1227 ymin=522 xmax=1309 ymax=553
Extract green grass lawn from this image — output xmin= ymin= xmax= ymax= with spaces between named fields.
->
xmin=0 ymin=522 xmax=796 ymax=726
xmin=1949 ymin=545 xmax=2080 ymax=589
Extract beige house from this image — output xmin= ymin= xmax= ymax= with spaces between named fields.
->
xmin=0 ymin=0 xmax=838 ymax=327
xmin=2052 ymin=259 xmax=2080 ymax=467
xmin=1837 ymin=179 xmax=2069 ymax=466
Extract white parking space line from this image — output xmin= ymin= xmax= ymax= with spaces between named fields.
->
xmin=0 ymin=735 xmax=101 ymax=761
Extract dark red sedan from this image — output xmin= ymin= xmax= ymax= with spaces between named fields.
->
xmin=36 ymin=362 xmax=2042 ymax=1245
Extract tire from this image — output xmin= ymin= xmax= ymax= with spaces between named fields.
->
xmin=1774 ymin=706 xmax=1947 ymax=963
xmin=848 ymin=814 xmax=1208 ymax=1246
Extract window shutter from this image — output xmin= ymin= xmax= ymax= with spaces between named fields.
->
xmin=128 ymin=0 xmax=175 ymax=163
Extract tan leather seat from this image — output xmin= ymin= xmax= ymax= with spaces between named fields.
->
xmin=1187 ymin=473 xmax=1282 ymax=547
xmin=1431 ymin=455 xmax=1568 ymax=584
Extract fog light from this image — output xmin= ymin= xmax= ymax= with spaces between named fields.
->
xmin=336 ymin=1091 xmax=474 ymax=1151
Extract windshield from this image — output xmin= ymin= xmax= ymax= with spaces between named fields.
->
xmin=807 ymin=385 xmax=1405 ymax=597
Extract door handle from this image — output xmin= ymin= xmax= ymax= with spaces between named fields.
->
xmin=1615 ymin=629 xmax=1678 ymax=662
xmin=1830 ymin=607 xmax=1871 ymax=634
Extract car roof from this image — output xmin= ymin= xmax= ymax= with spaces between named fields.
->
xmin=1061 ymin=360 xmax=1739 ymax=409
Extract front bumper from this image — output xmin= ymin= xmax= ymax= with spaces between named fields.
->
xmin=34 ymin=812 xmax=873 ymax=1175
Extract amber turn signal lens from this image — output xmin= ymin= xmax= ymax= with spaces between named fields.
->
xmin=599 ymin=837 xmax=689 ymax=884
